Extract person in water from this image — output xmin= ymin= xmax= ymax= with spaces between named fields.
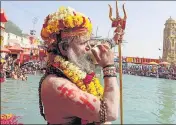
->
xmin=0 ymin=60 xmax=6 ymax=83
xmin=39 ymin=6 xmax=119 ymax=124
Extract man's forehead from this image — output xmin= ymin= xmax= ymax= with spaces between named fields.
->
xmin=70 ymin=35 xmax=91 ymax=44
xmin=78 ymin=35 xmax=91 ymax=43
xmin=67 ymin=35 xmax=112 ymax=46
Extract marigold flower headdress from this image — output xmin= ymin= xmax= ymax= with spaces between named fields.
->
xmin=41 ymin=6 xmax=93 ymax=45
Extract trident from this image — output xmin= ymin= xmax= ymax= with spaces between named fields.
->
xmin=108 ymin=0 xmax=127 ymax=124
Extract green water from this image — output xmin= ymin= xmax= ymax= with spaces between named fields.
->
xmin=1 ymin=74 xmax=176 ymax=124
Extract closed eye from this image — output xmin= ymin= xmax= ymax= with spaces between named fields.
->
xmin=80 ymin=40 xmax=89 ymax=45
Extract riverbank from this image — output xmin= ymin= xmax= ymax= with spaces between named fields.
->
xmin=1 ymin=74 xmax=176 ymax=124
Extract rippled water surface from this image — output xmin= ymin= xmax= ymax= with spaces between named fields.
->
xmin=1 ymin=74 xmax=176 ymax=124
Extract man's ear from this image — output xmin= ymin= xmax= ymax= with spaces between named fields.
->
xmin=58 ymin=42 xmax=69 ymax=57
xmin=62 ymin=42 xmax=69 ymax=51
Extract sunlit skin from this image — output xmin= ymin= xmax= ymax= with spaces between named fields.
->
xmin=41 ymin=35 xmax=120 ymax=124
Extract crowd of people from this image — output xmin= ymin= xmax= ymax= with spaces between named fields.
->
xmin=0 ymin=55 xmax=46 ymax=83
xmin=1 ymin=55 xmax=176 ymax=83
xmin=116 ymin=63 xmax=176 ymax=80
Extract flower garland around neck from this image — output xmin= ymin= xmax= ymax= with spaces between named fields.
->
xmin=51 ymin=55 xmax=104 ymax=99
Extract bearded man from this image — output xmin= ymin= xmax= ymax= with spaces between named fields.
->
xmin=39 ymin=6 xmax=119 ymax=125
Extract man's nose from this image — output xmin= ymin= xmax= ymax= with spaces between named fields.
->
xmin=85 ymin=46 xmax=91 ymax=51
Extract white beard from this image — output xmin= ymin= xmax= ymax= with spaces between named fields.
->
xmin=67 ymin=47 xmax=95 ymax=73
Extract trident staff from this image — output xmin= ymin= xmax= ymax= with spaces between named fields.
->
xmin=108 ymin=0 xmax=127 ymax=124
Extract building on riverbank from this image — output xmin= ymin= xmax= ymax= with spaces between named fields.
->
xmin=162 ymin=17 xmax=176 ymax=64
xmin=2 ymin=31 xmax=47 ymax=64
xmin=0 ymin=8 xmax=47 ymax=64
xmin=114 ymin=56 xmax=160 ymax=64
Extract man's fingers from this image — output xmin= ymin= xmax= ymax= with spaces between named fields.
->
xmin=97 ymin=45 xmax=108 ymax=52
xmin=91 ymin=48 xmax=101 ymax=62
xmin=103 ymin=44 xmax=110 ymax=50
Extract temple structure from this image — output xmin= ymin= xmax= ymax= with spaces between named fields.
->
xmin=0 ymin=9 xmax=7 ymax=47
xmin=162 ymin=17 xmax=176 ymax=64
xmin=0 ymin=9 xmax=10 ymax=58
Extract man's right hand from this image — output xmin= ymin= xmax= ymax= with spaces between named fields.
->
xmin=91 ymin=44 xmax=114 ymax=68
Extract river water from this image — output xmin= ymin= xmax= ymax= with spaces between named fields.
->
xmin=1 ymin=74 xmax=176 ymax=124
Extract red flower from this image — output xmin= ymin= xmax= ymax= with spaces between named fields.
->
xmin=52 ymin=63 xmax=60 ymax=68
xmin=80 ymin=16 xmax=86 ymax=27
xmin=73 ymin=11 xmax=76 ymax=16
xmin=43 ymin=15 xmax=50 ymax=28
xmin=45 ymin=15 xmax=50 ymax=23
xmin=83 ymin=72 xmax=95 ymax=85
xmin=43 ymin=24 xmax=47 ymax=28
xmin=59 ymin=20 xmax=65 ymax=29
xmin=0 ymin=115 xmax=23 ymax=125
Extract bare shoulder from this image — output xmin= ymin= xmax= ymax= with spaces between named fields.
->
xmin=42 ymin=74 xmax=75 ymax=91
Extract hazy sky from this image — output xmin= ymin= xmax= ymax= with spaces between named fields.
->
xmin=2 ymin=1 xmax=176 ymax=58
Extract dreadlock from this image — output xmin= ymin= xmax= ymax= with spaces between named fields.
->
xmin=38 ymin=74 xmax=47 ymax=120
xmin=38 ymin=32 xmax=63 ymax=120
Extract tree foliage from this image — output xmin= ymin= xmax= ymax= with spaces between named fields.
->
xmin=5 ymin=20 xmax=23 ymax=36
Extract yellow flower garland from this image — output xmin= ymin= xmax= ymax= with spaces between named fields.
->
xmin=53 ymin=55 xmax=104 ymax=99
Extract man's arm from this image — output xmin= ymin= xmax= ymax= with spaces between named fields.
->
xmin=47 ymin=75 xmax=119 ymax=122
